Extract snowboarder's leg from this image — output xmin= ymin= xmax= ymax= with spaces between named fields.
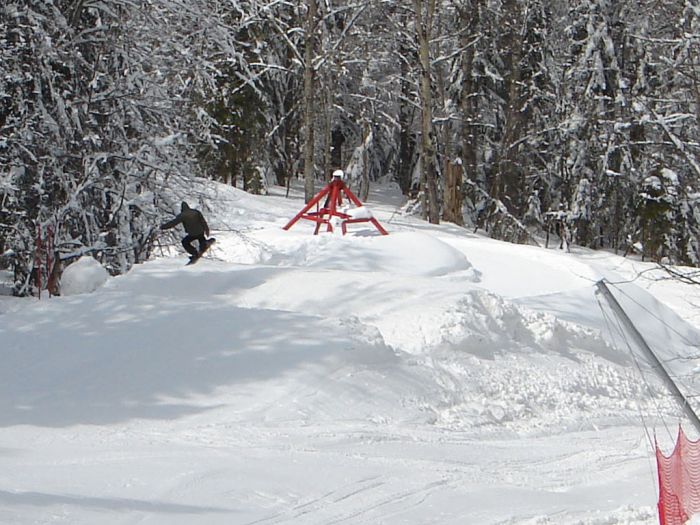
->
xmin=196 ymin=234 xmax=209 ymax=254
xmin=182 ymin=235 xmax=199 ymax=257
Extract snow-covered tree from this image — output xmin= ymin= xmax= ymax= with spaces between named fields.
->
xmin=7 ymin=0 xmax=700 ymax=281
xmin=0 ymin=0 xmax=238 ymax=295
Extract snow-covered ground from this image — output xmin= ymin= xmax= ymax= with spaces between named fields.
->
xmin=2 ymin=180 xmax=700 ymax=524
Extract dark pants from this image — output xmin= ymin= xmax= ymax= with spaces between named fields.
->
xmin=182 ymin=234 xmax=207 ymax=257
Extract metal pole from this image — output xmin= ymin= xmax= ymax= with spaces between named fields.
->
xmin=596 ymin=279 xmax=700 ymax=435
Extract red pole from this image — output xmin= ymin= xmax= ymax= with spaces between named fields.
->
xmin=326 ymin=180 xmax=341 ymax=232
xmin=35 ymin=225 xmax=42 ymax=299
xmin=283 ymin=185 xmax=331 ymax=231
xmin=340 ymin=182 xmax=389 ymax=235
xmin=46 ymin=226 xmax=54 ymax=297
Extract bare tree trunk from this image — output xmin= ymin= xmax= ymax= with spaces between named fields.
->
xmin=323 ymin=87 xmax=332 ymax=182
xmin=443 ymin=160 xmax=464 ymax=225
xmin=414 ymin=0 xmax=440 ymax=224
xmin=68 ymin=0 xmax=87 ymax=26
xmin=458 ymin=0 xmax=481 ymax=188
xmin=397 ymin=32 xmax=414 ymax=196
xmin=331 ymin=127 xmax=344 ymax=170
xmin=303 ymin=0 xmax=318 ymax=202
xmin=493 ymin=0 xmax=525 ymax=214
xmin=360 ymin=123 xmax=370 ymax=201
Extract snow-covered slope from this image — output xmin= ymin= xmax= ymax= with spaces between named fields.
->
xmin=2 ymin=181 xmax=700 ymax=524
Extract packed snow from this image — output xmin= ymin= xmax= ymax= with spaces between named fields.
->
xmin=2 ymin=180 xmax=700 ymax=524
xmin=60 ymin=256 xmax=109 ymax=296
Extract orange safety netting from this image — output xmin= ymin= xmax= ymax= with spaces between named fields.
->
xmin=657 ymin=426 xmax=700 ymax=525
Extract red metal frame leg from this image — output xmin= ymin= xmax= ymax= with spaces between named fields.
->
xmin=370 ymin=218 xmax=389 ymax=235
xmin=283 ymin=186 xmax=330 ymax=230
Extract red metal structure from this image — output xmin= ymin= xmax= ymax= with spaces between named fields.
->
xmin=283 ymin=171 xmax=388 ymax=235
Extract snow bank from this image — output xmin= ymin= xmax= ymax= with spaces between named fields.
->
xmin=249 ymin=230 xmax=477 ymax=278
xmin=60 ymin=256 xmax=109 ymax=296
xmin=376 ymin=288 xmax=662 ymax=432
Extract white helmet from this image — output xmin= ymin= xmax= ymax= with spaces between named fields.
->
xmin=332 ymin=169 xmax=345 ymax=179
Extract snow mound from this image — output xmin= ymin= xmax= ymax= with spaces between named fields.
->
xmin=60 ymin=256 xmax=109 ymax=296
xmin=405 ymin=290 xmax=664 ymax=432
xmin=255 ymin=231 xmax=476 ymax=277
xmin=438 ymin=289 xmax=623 ymax=363
xmin=352 ymin=231 xmax=474 ymax=277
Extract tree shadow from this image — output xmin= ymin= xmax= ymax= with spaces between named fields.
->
xmin=0 ymin=490 xmax=232 ymax=514
xmin=0 ymin=265 xmax=362 ymax=427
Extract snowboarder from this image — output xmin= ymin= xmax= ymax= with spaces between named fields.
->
xmin=160 ymin=201 xmax=214 ymax=263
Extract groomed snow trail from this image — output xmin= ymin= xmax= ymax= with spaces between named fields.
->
xmin=2 ymin=181 xmax=698 ymax=524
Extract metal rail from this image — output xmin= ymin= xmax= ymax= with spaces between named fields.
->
xmin=596 ymin=279 xmax=700 ymax=435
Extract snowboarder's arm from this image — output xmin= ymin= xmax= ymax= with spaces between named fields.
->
xmin=160 ymin=215 xmax=182 ymax=230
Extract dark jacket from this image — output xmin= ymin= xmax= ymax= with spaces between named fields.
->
xmin=161 ymin=202 xmax=209 ymax=237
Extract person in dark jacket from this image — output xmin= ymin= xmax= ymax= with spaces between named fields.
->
xmin=160 ymin=201 xmax=212 ymax=261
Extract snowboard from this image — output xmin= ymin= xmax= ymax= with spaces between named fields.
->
xmin=186 ymin=238 xmax=216 ymax=265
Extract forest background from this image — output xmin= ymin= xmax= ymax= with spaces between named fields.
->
xmin=2 ymin=0 xmax=699 ymax=296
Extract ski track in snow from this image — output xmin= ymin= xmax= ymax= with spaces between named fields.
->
xmin=2 ymin=181 xmax=698 ymax=524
